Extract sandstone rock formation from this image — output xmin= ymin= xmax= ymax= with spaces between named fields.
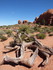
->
xmin=18 ymin=20 xmax=22 ymax=24
xmin=33 ymin=17 xmax=38 ymax=24
xmin=34 ymin=9 xmax=53 ymax=25
xmin=18 ymin=20 xmax=29 ymax=24
xmin=23 ymin=20 xmax=28 ymax=24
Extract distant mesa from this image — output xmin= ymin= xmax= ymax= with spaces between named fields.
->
xmin=18 ymin=20 xmax=22 ymax=24
xmin=18 ymin=20 xmax=28 ymax=24
xmin=18 ymin=9 xmax=53 ymax=25
xmin=33 ymin=9 xmax=53 ymax=25
xmin=23 ymin=20 xmax=28 ymax=24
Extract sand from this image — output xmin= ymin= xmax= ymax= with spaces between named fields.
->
xmin=0 ymin=36 xmax=53 ymax=70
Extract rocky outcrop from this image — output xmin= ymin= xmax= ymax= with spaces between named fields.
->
xmin=34 ymin=9 xmax=53 ymax=25
xmin=18 ymin=20 xmax=29 ymax=24
xmin=18 ymin=20 xmax=22 ymax=24
xmin=33 ymin=17 xmax=38 ymax=24
xmin=23 ymin=20 xmax=28 ymax=24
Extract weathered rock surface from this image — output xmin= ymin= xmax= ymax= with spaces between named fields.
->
xmin=23 ymin=20 xmax=28 ymax=24
xmin=18 ymin=20 xmax=22 ymax=24
xmin=34 ymin=9 xmax=53 ymax=25
xmin=18 ymin=20 xmax=29 ymax=24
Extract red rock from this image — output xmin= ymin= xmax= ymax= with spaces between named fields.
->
xmin=18 ymin=20 xmax=22 ymax=24
xmin=34 ymin=9 xmax=53 ymax=25
xmin=23 ymin=20 xmax=28 ymax=24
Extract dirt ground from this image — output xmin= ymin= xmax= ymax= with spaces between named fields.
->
xmin=0 ymin=36 xmax=53 ymax=70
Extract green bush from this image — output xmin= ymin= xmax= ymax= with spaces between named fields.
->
xmin=36 ymin=33 xmax=46 ymax=39
xmin=0 ymin=30 xmax=6 ymax=35
xmin=18 ymin=24 xmax=34 ymax=34
xmin=33 ymin=24 xmax=41 ymax=32
xmin=20 ymin=33 xmax=35 ymax=42
xmin=0 ymin=35 xmax=7 ymax=41
xmin=25 ymin=36 xmax=35 ymax=42
xmin=5 ymin=30 xmax=13 ymax=37
xmin=33 ymin=26 xmax=53 ymax=33
xmin=42 ymin=27 xmax=52 ymax=33
xmin=50 ymin=27 xmax=53 ymax=32
xmin=21 ymin=34 xmax=27 ymax=40
xmin=46 ymin=29 xmax=52 ymax=33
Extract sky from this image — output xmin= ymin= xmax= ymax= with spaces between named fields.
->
xmin=0 ymin=0 xmax=53 ymax=26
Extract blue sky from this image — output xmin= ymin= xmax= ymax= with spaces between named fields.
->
xmin=0 ymin=0 xmax=53 ymax=26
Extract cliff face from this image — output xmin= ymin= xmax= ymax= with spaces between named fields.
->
xmin=34 ymin=9 xmax=53 ymax=25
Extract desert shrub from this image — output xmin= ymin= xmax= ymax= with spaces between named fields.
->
xmin=33 ymin=25 xmax=51 ymax=33
xmin=33 ymin=24 xmax=41 ymax=32
xmin=0 ymin=30 xmax=6 ymax=35
xmin=18 ymin=24 xmax=34 ymax=34
xmin=46 ymin=28 xmax=52 ymax=33
xmin=36 ymin=33 xmax=46 ymax=39
xmin=26 ymin=36 xmax=35 ymax=42
xmin=21 ymin=34 xmax=27 ymax=40
xmin=5 ymin=30 xmax=13 ymax=37
xmin=42 ymin=27 xmax=52 ymax=33
xmin=0 ymin=35 xmax=7 ymax=41
xmin=14 ymin=33 xmax=26 ymax=43
xmin=14 ymin=32 xmax=35 ymax=42
xmin=50 ymin=27 xmax=53 ymax=32
xmin=20 ymin=33 xmax=35 ymax=42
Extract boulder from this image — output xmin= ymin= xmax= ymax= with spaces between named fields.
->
xmin=23 ymin=20 xmax=28 ymax=24
xmin=18 ymin=20 xmax=22 ymax=24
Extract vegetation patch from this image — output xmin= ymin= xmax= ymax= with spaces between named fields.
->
xmin=0 ymin=30 xmax=6 ymax=35
xmin=5 ymin=30 xmax=13 ymax=37
xmin=0 ymin=35 xmax=7 ymax=41
xmin=18 ymin=24 xmax=34 ymax=34
xmin=36 ymin=33 xmax=46 ymax=39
